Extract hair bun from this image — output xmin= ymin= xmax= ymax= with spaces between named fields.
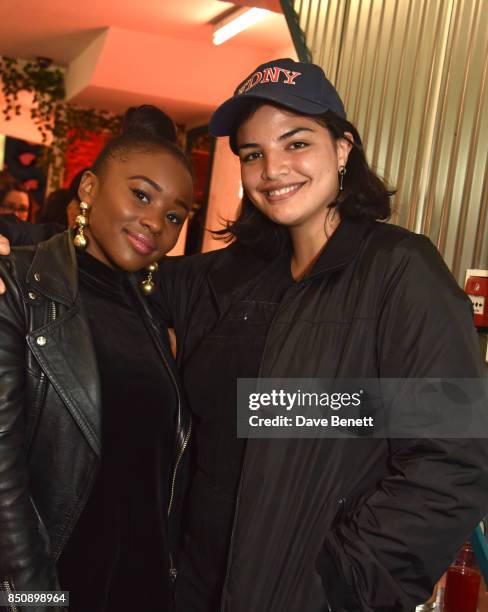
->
xmin=121 ymin=105 xmax=177 ymax=144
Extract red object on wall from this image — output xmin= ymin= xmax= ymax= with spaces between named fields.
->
xmin=443 ymin=542 xmax=481 ymax=612
xmin=465 ymin=270 xmax=488 ymax=329
xmin=63 ymin=129 xmax=112 ymax=188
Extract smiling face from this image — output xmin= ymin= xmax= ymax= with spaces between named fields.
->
xmin=79 ymin=147 xmax=193 ymax=271
xmin=236 ymin=104 xmax=351 ymax=233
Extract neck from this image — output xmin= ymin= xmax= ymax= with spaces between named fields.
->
xmin=289 ymin=212 xmax=340 ymax=280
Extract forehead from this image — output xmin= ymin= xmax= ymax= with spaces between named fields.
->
xmin=237 ymin=104 xmax=323 ymax=141
xmin=5 ymin=189 xmax=29 ymax=203
xmin=108 ymin=148 xmax=191 ymax=183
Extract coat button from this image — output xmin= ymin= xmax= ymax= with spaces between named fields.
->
xmin=34 ymin=273 xmax=41 ymax=282
xmin=36 ymin=336 xmax=47 ymax=346
xmin=28 ymin=292 xmax=37 ymax=300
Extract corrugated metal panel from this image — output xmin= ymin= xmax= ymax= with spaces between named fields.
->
xmin=289 ymin=0 xmax=488 ymax=282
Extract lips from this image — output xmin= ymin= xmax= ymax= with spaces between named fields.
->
xmin=262 ymin=182 xmax=305 ymax=202
xmin=125 ymin=230 xmax=157 ymax=256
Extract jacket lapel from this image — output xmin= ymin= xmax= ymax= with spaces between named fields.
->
xmin=24 ymin=232 xmax=102 ymax=457
xmin=27 ymin=309 xmax=101 ymax=457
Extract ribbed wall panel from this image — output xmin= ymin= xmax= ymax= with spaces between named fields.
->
xmin=291 ymin=0 xmax=488 ymax=282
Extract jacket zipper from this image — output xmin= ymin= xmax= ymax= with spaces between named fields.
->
xmin=131 ymin=284 xmax=190 ymax=582
xmin=2 ymin=579 xmax=19 ymax=612
xmin=167 ymin=413 xmax=191 ymax=583
xmin=168 ymin=419 xmax=191 ymax=517
xmin=219 ymin=280 xmax=332 ymax=611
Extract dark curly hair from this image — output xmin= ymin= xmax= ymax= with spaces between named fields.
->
xmin=214 ymin=101 xmax=394 ymax=257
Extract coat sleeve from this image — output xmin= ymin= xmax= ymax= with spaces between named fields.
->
xmin=148 ymin=255 xmax=186 ymax=327
xmin=0 ymin=259 xmax=60 ymax=605
xmin=0 ymin=218 xmax=62 ymax=247
xmin=317 ymin=235 xmax=488 ymax=611
xmin=150 ymin=252 xmax=217 ymax=333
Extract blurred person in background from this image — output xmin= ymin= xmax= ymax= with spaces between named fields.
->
xmin=38 ymin=168 xmax=89 ymax=227
xmin=37 ymin=188 xmax=71 ymax=226
xmin=0 ymin=172 xmax=31 ymax=221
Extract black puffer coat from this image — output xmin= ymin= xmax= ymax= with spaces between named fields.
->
xmin=156 ymin=219 xmax=488 ymax=612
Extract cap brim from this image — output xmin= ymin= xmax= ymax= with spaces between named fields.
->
xmin=209 ymin=92 xmax=331 ymax=137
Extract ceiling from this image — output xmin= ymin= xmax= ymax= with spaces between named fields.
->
xmin=0 ymin=0 xmax=295 ymax=128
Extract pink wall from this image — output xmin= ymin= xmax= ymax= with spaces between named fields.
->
xmin=0 ymin=90 xmax=51 ymax=145
xmin=202 ymin=137 xmax=242 ymax=253
xmin=201 ymin=43 xmax=297 ymax=253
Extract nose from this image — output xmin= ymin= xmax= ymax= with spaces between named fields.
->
xmin=140 ymin=209 xmax=164 ymax=235
xmin=261 ymin=151 xmax=289 ymax=181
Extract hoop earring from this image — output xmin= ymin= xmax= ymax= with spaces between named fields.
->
xmin=339 ymin=165 xmax=346 ymax=191
xmin=73 ymin=201 xmax=89 ymax=249
xmin=140 ymin=262 xmax=158 ymax=295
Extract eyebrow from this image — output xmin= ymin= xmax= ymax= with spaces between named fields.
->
xmin=129 ymin=175 xmax=162 ymax=192
xmin=238 ymin=127 xmax=315 ymax=151
xmin=174 ymin=198 xmax=192 ymax=211
xmin=129 ymin=174 xmax=191 ymax=211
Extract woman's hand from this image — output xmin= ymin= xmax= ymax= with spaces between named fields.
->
xmin=0 ymin=234 xmax=11 ymax=293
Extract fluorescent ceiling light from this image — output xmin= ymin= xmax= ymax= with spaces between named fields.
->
xmin=213 ymin=7 xmax=271 ymax=46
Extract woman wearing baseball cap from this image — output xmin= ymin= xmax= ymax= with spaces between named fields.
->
xmin=0 ymin=60 xmax=487 ymax=612
xmin=168 ymin=59 xmax=488 ymax=612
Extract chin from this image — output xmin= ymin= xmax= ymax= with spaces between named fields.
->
xmin=264 ymin=209 xmax=304 ymax=227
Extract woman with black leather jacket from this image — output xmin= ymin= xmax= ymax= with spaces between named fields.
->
xmin=0 ymin=106 xmax=192 ymax=612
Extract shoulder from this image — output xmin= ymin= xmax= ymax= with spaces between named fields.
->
xmin=160 ymin=245 xmax=230 ymax=271
xmin=156 ymin=243 xmax=239 ymax=286
xmin=362 ymin=222 xmax=451 ymax=275
xmin=0 ymin=217 xmax=62 ymax=246
xmin=1 ymin=231 xmax=73 ymax=301
xmin=360 ymin=223 xmax=466 ymax=306
xmin=365 ymin=222 xmax=429 ymax=253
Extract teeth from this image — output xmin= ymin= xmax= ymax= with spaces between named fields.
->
xmin=267 ymin=184 xmax=301 ymax=197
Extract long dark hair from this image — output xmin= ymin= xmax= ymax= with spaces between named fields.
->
xmin=214 ymin=102 xmax=394 ymax=258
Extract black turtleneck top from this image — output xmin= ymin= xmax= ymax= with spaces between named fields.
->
xmin=57 ymin=250 xmax=177 ymax=612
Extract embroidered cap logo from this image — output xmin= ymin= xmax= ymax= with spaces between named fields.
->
xmin=237 ymin=67 xmax=302 ymax=95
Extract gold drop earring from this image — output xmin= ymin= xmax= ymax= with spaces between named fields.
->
xmin=140 ymin=262 xmax=158 ymax=295
xmin=73 ymin=201 xmax=89 ymax=249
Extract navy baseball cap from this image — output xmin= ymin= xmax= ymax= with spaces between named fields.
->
xmin=209 ymin=58 xmax=346 ymax=137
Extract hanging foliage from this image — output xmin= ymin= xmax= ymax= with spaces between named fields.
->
xmin=0 ymin=56 xmax=65 ymax=141
xmin=0 ymin=56 xmax=122 ymax=188
xmin=45 ymin=103 xmax=122 ymax=188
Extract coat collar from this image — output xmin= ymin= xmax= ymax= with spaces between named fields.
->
xmin=26 ymin=230 xmax=78 ymax=305
xmin=306 ymin=217 xmax=372 ymax=278
xmin=208 ymin=218 xmax=372 ymax=306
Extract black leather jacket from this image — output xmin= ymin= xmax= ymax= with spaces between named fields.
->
xmin=0 ymin=231 xmax=190 ymax=612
